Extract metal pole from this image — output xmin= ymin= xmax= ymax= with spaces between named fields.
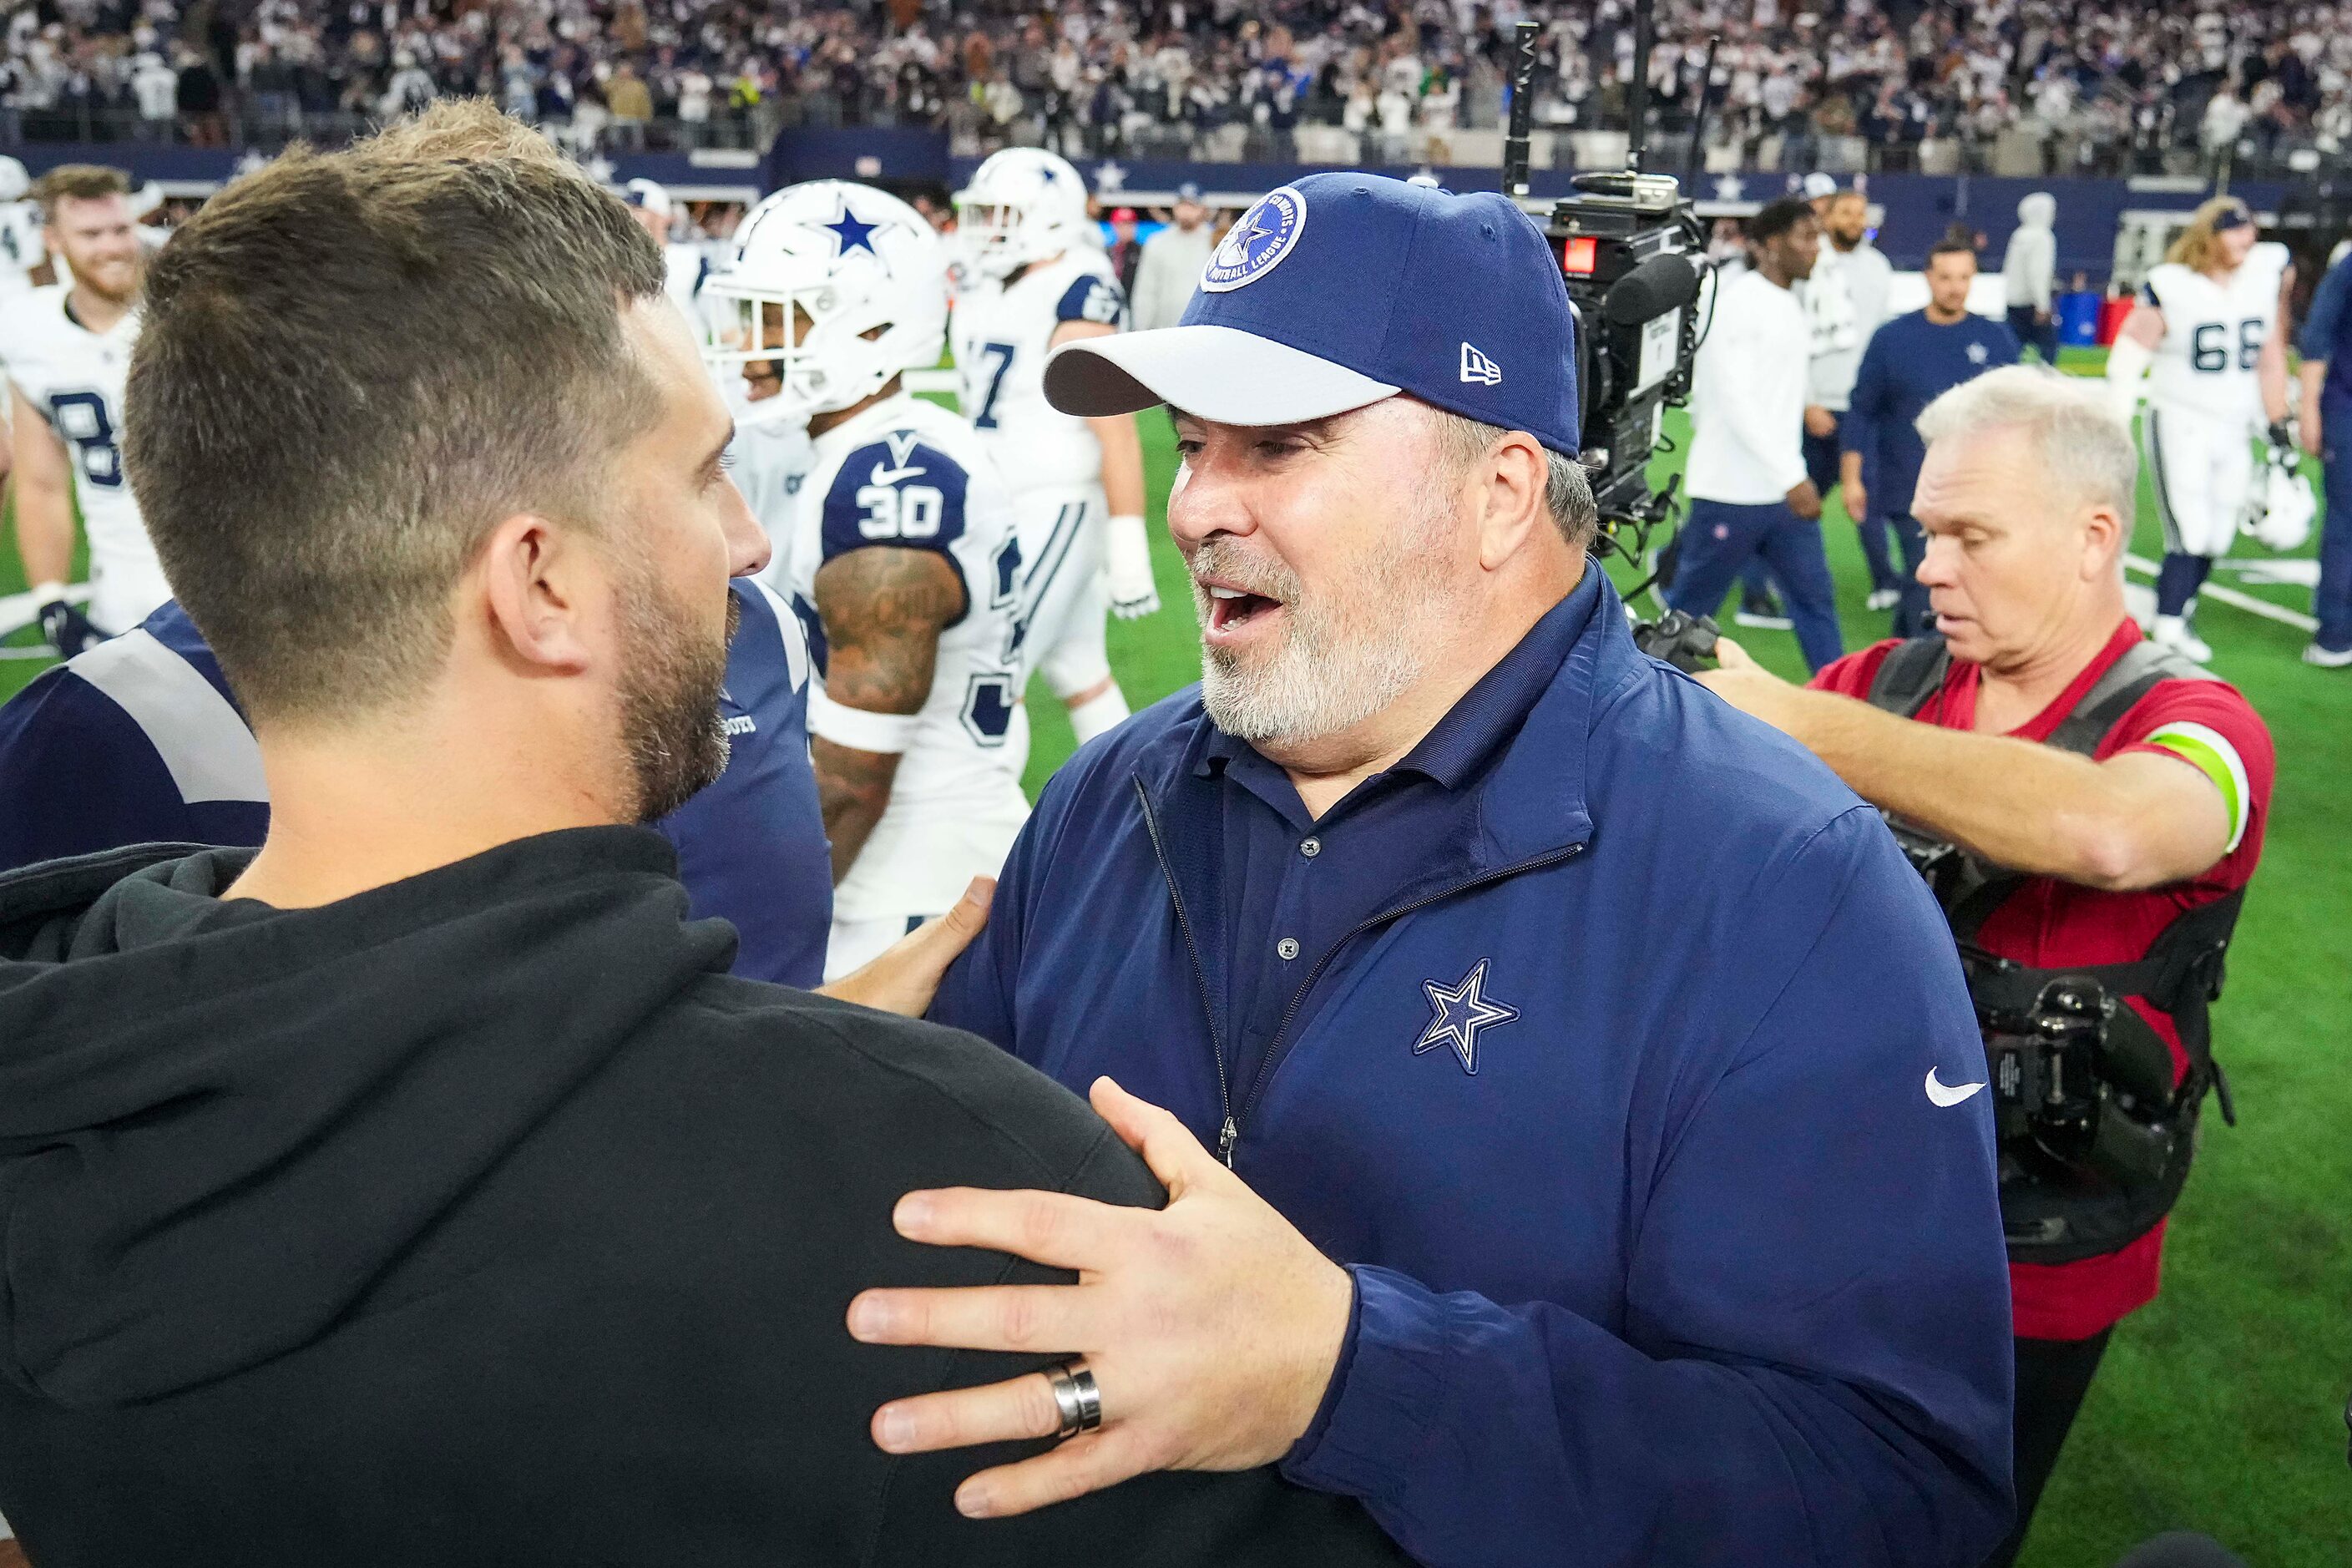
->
xmin=1502 ymin=20 xmax=1539 ymax=198
xmin=1626 ymin=0 xmax=1654 ymax=171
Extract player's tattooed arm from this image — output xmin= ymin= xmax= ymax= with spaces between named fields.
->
xmin=811 ymin=546 xmax=964 ymax=884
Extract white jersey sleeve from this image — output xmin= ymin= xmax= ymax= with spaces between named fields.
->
xmin=951 ymin=251 xmax=1127 ymax=493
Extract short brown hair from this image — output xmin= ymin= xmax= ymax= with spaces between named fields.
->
xmin=33 ymin=164 xmax=132 ymax=219
xmin=1926 ymin=238 xmax=1978 ymax=266
xmin=125 ymin=101 xmax=667 ymax=721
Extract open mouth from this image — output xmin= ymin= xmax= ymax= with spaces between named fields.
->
xmin=1204 ymin=583 xmax=1284 ymax=635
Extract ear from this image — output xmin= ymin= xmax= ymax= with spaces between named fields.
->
xmin=1473 ymin=429 xmax=1553 ymax=571
xmin=2078 ymin=499 xmax=2127 ymax=582
xmin=477 ymin=513 xmax=599 ymax=677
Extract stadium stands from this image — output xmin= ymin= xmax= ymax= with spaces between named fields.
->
xmin=2 ymin=2 xmax=2349 ymax=180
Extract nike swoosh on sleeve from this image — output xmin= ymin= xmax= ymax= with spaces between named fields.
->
xmin=1925 ymin=1068 xmax=1987 ymax=1108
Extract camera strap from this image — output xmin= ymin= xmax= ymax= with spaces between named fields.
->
xmin=1865 ymin=633 xmax=2244 ymax=1122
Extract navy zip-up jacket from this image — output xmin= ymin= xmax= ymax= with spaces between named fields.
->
xmin=932 ymin=570 xmax=2014 ymax=1567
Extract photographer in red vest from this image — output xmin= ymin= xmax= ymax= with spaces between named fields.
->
xmin=1697 ymin=364 xmax=2272 ymax=1565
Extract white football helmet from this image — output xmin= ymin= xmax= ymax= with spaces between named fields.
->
xmin=2244 ymin=446 xmax=2316 ymax=552
xmin=953 ymin=148 xmax=1091 ymax=279
xmin=702 ymin=180 xmax=948 ymax=421
xmin=0 ymin=157 xmax=28 ymax=204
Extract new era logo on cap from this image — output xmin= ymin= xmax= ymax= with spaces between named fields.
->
xmin=1039 ymin=173 xmax=1580 ymax=456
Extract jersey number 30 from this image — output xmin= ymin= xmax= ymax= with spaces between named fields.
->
xmin=854 ymin=483 xmax=945 ymax=539
xmin=2191 ymin=320 xmax=2264 ymax=374
xmin=48 ymin=391 xmax=124 ymax=488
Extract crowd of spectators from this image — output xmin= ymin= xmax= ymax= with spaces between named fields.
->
xmin=4 ymin=0 xmax=2352 ymax=178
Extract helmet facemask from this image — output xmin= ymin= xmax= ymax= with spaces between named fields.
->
xmin=954 ymin=197 xmax=1044 ymax=279
xmin=704 ymin=274 xmax=903 ymax=419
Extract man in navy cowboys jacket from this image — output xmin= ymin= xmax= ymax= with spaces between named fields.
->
xmin=841 ymin=175 xmax=2017 ymax=1565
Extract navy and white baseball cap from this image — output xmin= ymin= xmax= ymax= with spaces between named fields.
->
xmin=1044 ymin=173 xmax=1581 ymax=456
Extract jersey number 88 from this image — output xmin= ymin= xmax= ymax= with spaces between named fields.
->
xmin=47 ymin=391 xmax=124 ymax=488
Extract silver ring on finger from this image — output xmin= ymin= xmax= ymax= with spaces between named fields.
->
xmin=1043 ymin=1358 xmax=1103 ymax=1440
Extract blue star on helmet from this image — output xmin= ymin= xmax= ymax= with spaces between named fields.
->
xmin=824 ymin=205 xmax=883 ymax=260
xmin=1413 ymin=959 xmax=1520 ymax=1075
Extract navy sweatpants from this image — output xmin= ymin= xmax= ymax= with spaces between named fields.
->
xmin=1667 ymin=498 xmax=1846 ymax=672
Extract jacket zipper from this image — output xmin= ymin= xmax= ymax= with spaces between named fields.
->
xmin=1131 ymin=778 xmax=1241 ymax=1163
xmin=1136 ymin=766 xmax=1586 ymax=1169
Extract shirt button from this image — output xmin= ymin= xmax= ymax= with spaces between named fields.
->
xmin=1277 ymin=937 xmax=1301 ymax=961
xmin=1300 ymin=837 xmax=1322 ymax=858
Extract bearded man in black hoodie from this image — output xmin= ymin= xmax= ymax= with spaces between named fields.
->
xmin=0 ymin=104 xmax=1406 ymax=1568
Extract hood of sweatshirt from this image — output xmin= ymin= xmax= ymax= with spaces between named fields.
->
xmin=0 ymin=828 xmax=735 ymax=1409
xmin=2016 ymin=192 xmax=2056 ymax=229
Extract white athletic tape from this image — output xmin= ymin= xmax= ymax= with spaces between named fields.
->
xmin=807 ymin=688 xmax=921 ymax=754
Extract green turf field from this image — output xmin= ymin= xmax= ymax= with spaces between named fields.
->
xmin=3 ymin=360 xmax=2347 ymax=1563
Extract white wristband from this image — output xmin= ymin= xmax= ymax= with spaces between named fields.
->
xmin=30 ymin=580 xmax=65 ymax=605
xmin=1109 ymin=513 xmax=1146 ymax=531
xmin=807 ymin=687 xmax=921 ymax=755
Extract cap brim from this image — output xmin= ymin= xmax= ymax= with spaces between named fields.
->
xmin=1044 ymin=326 xmax=1400 ymax=427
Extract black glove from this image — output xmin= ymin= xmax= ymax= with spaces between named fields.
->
xmin=2268 ymin=421 xmax=2295 ymax=453
xmin=38 ymin=598 xmax=105 ymax=658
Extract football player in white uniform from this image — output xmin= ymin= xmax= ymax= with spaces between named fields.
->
xmin=951 ymin=147 xmax=1157 ymax=747
xmin=706 ymin=180 xmax=1033 ymax=979
xmin=2107 ymin=197 xmax=2294 ymax=661
xmin=3 ymin=164 xmax=164 ymax=652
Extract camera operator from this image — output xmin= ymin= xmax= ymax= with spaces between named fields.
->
xmin=1697 ymin=365 xmax=2274 ymax=1566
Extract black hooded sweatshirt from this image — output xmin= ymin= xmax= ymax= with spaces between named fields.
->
xmin=0 ymin=828 xmax=1406 ymax=1568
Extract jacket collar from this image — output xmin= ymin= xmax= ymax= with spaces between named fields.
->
xmin=1135 ymin=561 xmax=1638 ymax=883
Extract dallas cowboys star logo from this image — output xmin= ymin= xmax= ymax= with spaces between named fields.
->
xmin=824 ymin=205 xmax=883 ymax=260
xmin=1414 ymin=959 xmax=1520 ymax=1076
xmin=1094 ymin=160 xmax=1127 ymax=192
xmin=1215 ymin=210 xmax=1276 ymax=270
xmin=1967 ymin=341 xmax=1989 ymax=364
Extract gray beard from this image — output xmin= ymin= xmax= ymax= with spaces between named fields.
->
xmin=1191 ymin=503 xmax=1458 ymax=746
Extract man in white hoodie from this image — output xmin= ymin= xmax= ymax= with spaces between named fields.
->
xmin=2003 ymin=191 xmax=2060 ymax=363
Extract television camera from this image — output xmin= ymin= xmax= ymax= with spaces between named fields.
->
xmin=1499 ymin=17 xmax=1720 ymax=671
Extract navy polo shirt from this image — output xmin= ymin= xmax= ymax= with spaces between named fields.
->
xmin=1839 ymin=308 xmax=2020 ymax=519
xmin=1202 ymin=565 xmax=1598 ymax=1112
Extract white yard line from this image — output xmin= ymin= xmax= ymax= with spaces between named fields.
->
xmin=2122 ymin=553 xmax=2319 ymax=633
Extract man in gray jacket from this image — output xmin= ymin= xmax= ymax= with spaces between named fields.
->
xmin=2003 ymin=191 xmax=2060 ymax=362
xmin=1130 ymin=182 xmax=1216 ymax=331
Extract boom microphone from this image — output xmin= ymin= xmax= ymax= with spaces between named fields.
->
xmin=1601 ymin=251 xmax=1701 ymax=326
